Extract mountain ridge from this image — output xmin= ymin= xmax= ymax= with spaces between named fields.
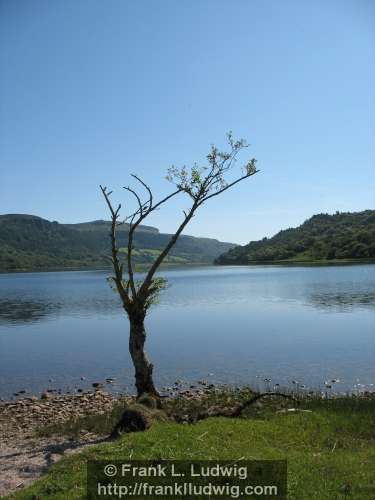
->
xmin=0 ymin=214 xmax=235 ymax=272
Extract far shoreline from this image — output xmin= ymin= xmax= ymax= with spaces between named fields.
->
xmin=1 ymin=258 xmax=375 ymax=275
xmin=0 ymin=262 xmax=210 ymax=275
xmin=215 ymin=257 xmax=375 ymax=267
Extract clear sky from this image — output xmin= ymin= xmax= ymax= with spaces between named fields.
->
xmin=1 ymin=0 xmax=374 ymax=244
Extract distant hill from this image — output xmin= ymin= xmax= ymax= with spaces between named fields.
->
xmin=0 ymin=214 xmax=235 ymax=272
xmin=215 ymin=210 xmax=375 ymax=265
xmin=65 ymin=220 xmax=159 ymax=234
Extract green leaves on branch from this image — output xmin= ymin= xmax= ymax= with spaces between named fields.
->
xmin=166 ymin=132 xmax=258 ymax=203
xmin=106 ymin=276 xmax=168 ymax=309
xmin=166 ymin=163 xmax=207 ymax=199
xmin=244 ymin=158 xmax=258 ymax=176
xmin=143 ymin=277 xmax=168 ymax=309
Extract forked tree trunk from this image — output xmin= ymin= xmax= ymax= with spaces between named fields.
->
xmin=128 ymin=313 xmax=159 ymax=397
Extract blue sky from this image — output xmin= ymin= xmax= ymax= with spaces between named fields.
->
xmin=1 ymin=0 xmax=374 ymax=244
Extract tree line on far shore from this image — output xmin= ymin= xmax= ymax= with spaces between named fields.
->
xmin=216 ymin=210 xmax=375 ymax=264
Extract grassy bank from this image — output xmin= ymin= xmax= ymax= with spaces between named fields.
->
xmin=5 ymin=393 xmax=375 ymax=499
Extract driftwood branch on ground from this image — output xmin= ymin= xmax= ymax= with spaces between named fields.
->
xmin=230 ymin=392 xmax=297 ymax=417
xmin=189 ymin=392 xmax=298 ymax=423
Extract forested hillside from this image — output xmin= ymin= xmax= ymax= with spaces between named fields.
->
xmin=0 ymin=215 xmax=234 ymax=271
xmin=216 ymin=210 xmax=375 ymax=264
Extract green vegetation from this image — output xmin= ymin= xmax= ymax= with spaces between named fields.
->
xmin=0 ymin=214 xmax=234 ymax=272
xmin=118 ymin=247 xmax=190 ymax=264
xmin=216 ymin=210 xmax=375 ymax=264
xmin=7 ymin=393 xmax=375 ymax=499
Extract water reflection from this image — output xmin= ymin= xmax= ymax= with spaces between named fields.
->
xmin=0 ymin=266 xmax=375 ymax=325
xmin=0 ymin=296 xmax=121 ymax=325
xmin=308 ymin=291 xmax=375 ymax=312
xmin=0 ymin=299 xmax=61 ymax=325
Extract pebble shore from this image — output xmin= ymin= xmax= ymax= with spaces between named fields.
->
xmin=0 ymin=390 xmax=127 ymax=496
xmin=0 ymin=390 xmax=124 ymax=441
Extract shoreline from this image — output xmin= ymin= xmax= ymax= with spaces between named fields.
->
xmin=0 ymin=262 xmax=211 ymax=275
xmin=2 ymin=374 xmax=374 ymax=403
xmin=2 ymin=258 xmax=375 ymax=275
xmin=0 ymin=391 xmax=123 ymax=442
xmin=2 ymin=384 xmax=374 ymax=431
xmin=216 ymin=258 xmax=375 ymax=267
xmin=0 ymin=259 xmax=375 ymax=275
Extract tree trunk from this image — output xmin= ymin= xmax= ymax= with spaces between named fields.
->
xmin=128 ymin=314 xmax=159 ymax=397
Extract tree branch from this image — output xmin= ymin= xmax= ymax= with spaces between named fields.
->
xmin=199 ymin=169 xmax=259 ymax=205
xmin=131 ymin=174 xmax=153 ymax=209
xmin=138 ymin=200 xmax=199 ymax=300
xmin=99 ymin=185 xmax=130 ymax=309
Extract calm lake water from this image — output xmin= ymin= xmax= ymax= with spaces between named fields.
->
xmin=0 ymin=265 xmax=374 ymax=399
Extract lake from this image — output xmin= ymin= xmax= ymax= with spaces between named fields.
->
xmin=0 ymin=265 xmax=374 ymax=399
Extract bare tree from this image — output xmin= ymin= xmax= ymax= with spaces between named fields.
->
xmin=100 ymin=133 xmax=259 ymax=397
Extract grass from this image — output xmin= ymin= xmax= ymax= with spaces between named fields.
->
xmin=5 ymin=393 xmax=375 ymax=499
